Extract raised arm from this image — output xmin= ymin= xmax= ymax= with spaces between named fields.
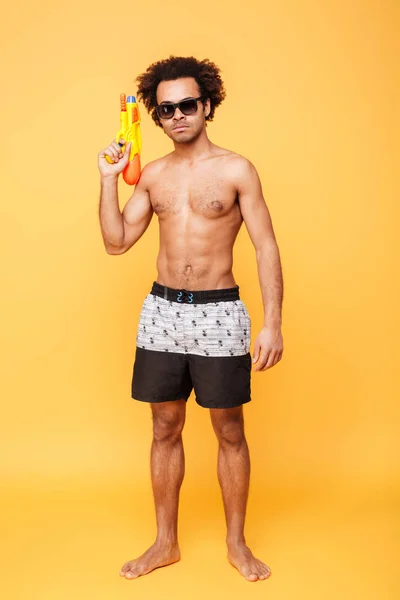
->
xmin=99 ymin=163 xmax=154 ymax=255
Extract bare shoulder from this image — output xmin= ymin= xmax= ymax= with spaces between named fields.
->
xmin=228 ymin=152 xmax=256 ymax=174
xmin=211 ymin=145 xmax=255 ymax=170
xmin=138 ymin=154 xmax=171 ymax=184
xmin=215 ymin=149 xmax=258 ymax=185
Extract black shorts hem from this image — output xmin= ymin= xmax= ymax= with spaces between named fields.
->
xmin=195 ymin=396 xmax=252 ymax=409
xmin=132 ymin=393 xmax=190 ymax=404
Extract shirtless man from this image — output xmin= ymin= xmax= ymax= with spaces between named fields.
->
xmin=98 ymin=56 xmax=284 ymax=582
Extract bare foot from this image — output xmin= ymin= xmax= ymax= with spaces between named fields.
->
xmin=120 ymin=541 xmax=181 ymax=579
xmin=227 ymin=542 xmax=271 ymax=582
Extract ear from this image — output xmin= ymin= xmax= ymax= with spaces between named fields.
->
xmin=204 ymin=97 xmax=211 ymax=118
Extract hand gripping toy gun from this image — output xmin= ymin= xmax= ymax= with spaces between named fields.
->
xmin=106 ymin=93 xmax=142 ymax=185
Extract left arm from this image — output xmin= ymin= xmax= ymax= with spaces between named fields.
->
xmin=234 ymin=157 xmax=284 ymax=371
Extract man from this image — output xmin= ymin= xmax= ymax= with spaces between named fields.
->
xmin=98 ymin=56 xmax=284 ymax=582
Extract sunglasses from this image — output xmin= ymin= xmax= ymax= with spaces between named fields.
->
xmin=156 ymin=95 xmax=205 ymax=120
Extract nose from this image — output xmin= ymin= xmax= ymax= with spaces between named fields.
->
xmin=173 ymin=107 xmax=185 ymax=120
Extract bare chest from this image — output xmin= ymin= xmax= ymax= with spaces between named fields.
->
xmin=149 ymin=170 xmax=237 ymax=219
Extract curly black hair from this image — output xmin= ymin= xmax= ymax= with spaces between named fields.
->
xmin=135 ymin=55 xmax=226 ymax=128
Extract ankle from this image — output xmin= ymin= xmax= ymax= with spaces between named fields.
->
xmin=226 ymin=534 xmax=246 ymax=548
xmin=155 ymin=535 xmax=179 ymax=548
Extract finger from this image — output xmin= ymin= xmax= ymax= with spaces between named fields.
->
xmin=268 ymin=349 xmax=281 ymax=369
xmin=101 ymin=147 xmax=118 ymax=162
xmin=122 ymin=142 xmax=132 ymax=161
xmin=254 ymin=351 xmax=269 ymax=371
xmin=261 ymin=351 xmax=276 ymax=370
xmin=108 ymin=145 xmax=120 ymax=160
xmin=252 ymin=342 xmax=260 ymax=364
xmin=99 ymin=148 xmax=116 ymax=161
xmin=111 ymin=141 xmax=123 ymax=153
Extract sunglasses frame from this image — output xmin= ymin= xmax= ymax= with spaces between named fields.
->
xmin=155 ymin=95 xmax=205 ymax=120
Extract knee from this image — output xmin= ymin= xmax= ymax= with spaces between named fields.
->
xmin=152 ymin=407 xmax=185 ymax=443
xmin=214 ymin=418 xmax=245 ymax=447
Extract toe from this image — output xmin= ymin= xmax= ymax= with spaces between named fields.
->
xmin=245 ymin=571 xmax=258 ymax=582
xmin=120 ymin=562 xmax=135 ymax=575
xmin=125 ymin=570 xmax=137 ymax=579
xmin=260 ymin=565 xmax=271 ymax=579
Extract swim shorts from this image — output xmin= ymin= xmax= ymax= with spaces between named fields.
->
xmin=131 ymin=281 xmax=252 ymax=409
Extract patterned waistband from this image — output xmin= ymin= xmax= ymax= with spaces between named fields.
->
xmin=150 ymin=281 xmax=240 ymax=304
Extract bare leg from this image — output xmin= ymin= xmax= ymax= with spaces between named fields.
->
xmin=120 ymin=399 xmax=186 ymax=579
xmin=210 ymin=406 xmax=271 ymax=582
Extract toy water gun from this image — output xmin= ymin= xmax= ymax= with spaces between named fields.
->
xmin=106 ymin=93 xmax=142 ymax=185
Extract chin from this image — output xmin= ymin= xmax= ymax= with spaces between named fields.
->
xmin=171 ymin=132 xmax=190 ymax=142
xmin=174 ymin=130 xmax=200 ymax=143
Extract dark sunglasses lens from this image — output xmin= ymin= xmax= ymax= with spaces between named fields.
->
xmin=158 ymin=104 xmax=175 ymax=119
xmin=180 ymin=99 xmax=198 ymax=115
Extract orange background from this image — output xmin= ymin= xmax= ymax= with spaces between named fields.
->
xmin=1 ymin=0 xmax=398 ymax=598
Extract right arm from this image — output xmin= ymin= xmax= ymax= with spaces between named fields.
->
xmin=98 ymin=139 xmax=154 ymax=254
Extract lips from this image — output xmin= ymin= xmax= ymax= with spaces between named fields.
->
xmin=173 ymin=125 xmax=188 ymax=131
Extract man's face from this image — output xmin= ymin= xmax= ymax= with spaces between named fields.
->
xmin=155 ymin=77 xmax=210 ymax=143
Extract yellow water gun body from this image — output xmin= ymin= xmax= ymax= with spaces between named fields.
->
xmin=106 ymin=93 xmax=142 ymax=185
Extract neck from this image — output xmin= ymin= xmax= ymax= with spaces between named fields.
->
xmin=172 ymin=128 xmax=212 ymax=162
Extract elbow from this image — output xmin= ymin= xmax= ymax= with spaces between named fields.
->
xmin=255 ymin=238 xmax=276 ymax=255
